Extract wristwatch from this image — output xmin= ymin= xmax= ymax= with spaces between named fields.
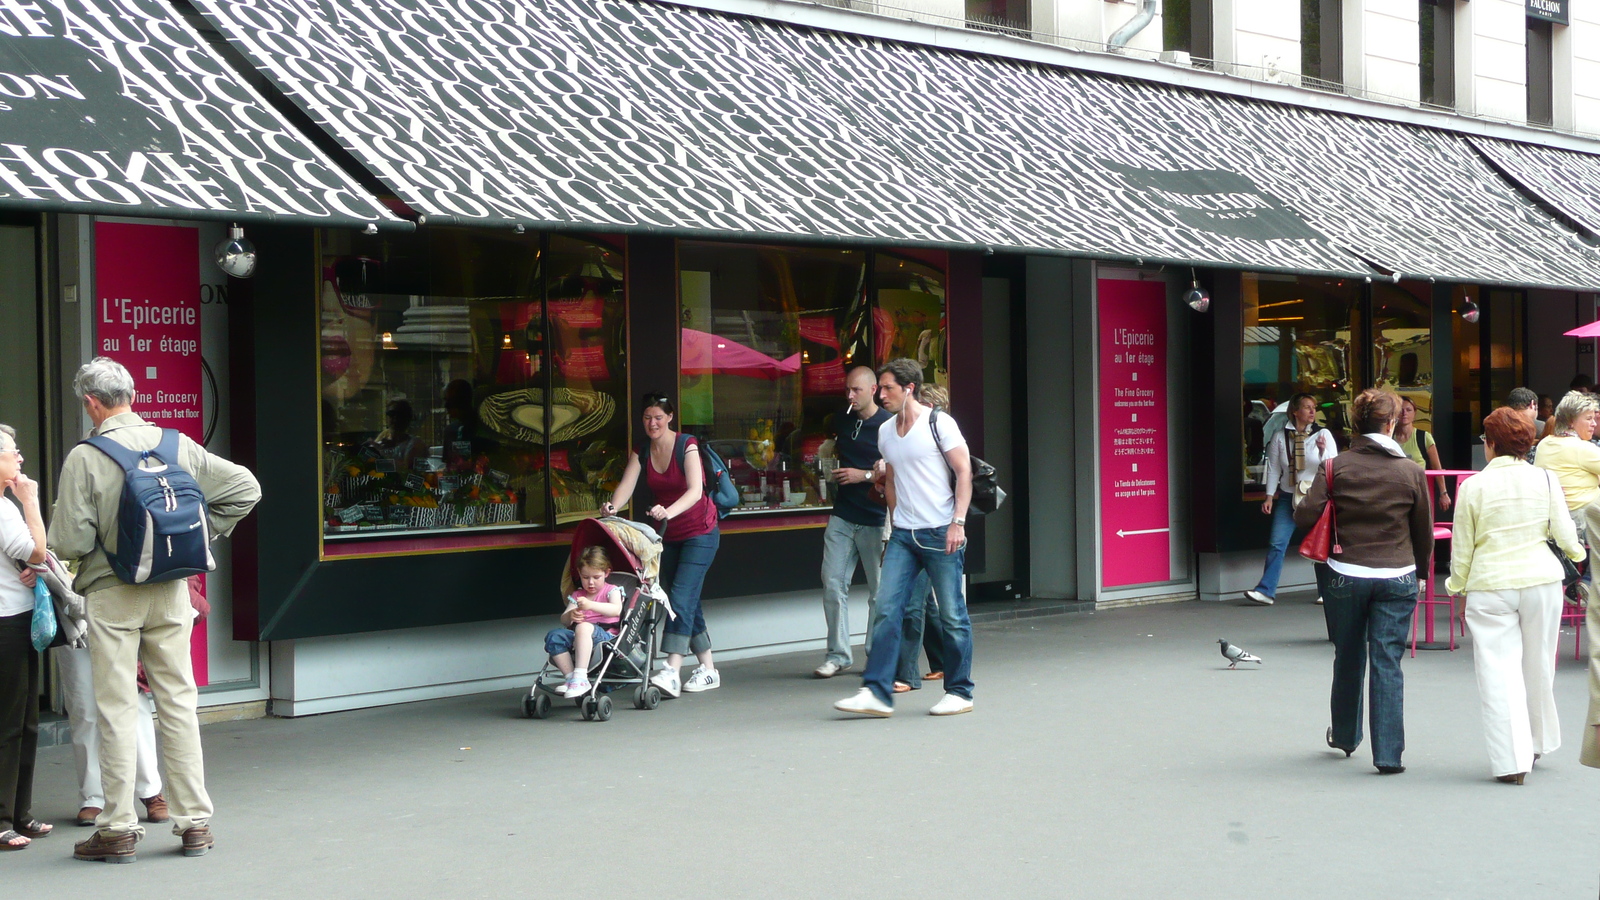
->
xmin=952 ymin=517 xmax=966 ymax=527
xmin=864 ymin=468 xmax=874 ymax=482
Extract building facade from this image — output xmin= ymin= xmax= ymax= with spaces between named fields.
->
xmin=3 ymin=0 xmax=1599 ymax=717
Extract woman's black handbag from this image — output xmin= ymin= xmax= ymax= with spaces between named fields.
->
xmin=1543 ymin=474 xmax=1582 ymax=592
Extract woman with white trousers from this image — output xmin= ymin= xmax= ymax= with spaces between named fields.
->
xmin=1447 ymin=407 xmax=1585 ymax=784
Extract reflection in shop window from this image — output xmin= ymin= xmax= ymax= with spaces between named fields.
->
xmin=318 ymin=229 xmax=625 ymax=538
xmin=1240 ymin=273 xmax=1362 ymax=501
xmin=679 ymin=243 xmax=955 ymax=515
xmin=1372 ymin=280 xmax=1434 ymax=432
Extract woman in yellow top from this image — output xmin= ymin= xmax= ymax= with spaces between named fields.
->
xmin=1533 ymin=390 xmax=1600 ymax=546
xmin=1448 ymin=408 xmax=1584 ymax=784
xmin=1396 ymin=397 xmax=1450 ymax=510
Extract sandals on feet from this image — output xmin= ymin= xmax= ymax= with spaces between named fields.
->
xmin=924 ymin=671 xmax=944 ymax=681
xmin=892 ymin=681 xmax=913 ymax=693
xmin=15 ymin=819 xmax=51 ymax=839
xmin=0 ymin=830 xmax=29 ymax=850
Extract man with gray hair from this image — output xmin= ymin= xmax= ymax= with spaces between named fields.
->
xmin=48 ymin=358 xmax=260 ymax=863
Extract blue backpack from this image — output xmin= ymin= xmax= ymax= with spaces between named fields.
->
xmin=84 ymin=429 xmax=214 ymax=584
xmin=641 ymin=434 xmax=740 ymax=519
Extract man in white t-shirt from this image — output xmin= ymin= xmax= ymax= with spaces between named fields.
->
xmin=834 ymin=359 xmax=975 ymax=718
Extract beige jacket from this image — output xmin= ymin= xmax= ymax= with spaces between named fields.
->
xmin=47 ymin=412 xmax=261 ymax=596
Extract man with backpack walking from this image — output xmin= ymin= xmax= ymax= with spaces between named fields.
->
xmin=813 ymin=366 xmax=893 ymax=678
xmin=834 ymin=359 xmax=976 ymax=718
xmin=48 ymin=358 xmax=260 ymax=863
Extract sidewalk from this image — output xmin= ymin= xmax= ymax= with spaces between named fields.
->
xmin=6 ymin=596 xmax=1596 ymax=898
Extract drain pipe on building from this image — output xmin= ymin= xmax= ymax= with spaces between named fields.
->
xmin=1108 ymin=0 xmax=1156 ymax=50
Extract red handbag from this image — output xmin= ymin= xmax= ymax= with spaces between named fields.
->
xmin=1298 ymin=459 xmax=1341 ymax=563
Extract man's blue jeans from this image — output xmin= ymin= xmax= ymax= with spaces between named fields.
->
xmin=1253 ymin=490 xmax=1298 ymax=598
xmin=863 ymin=527 xmax=972 ymax=705
xmin=819 ymin=517 xmax=883 ymax=668
xmin=1323 ymin=571 xmax=1418 ymax=768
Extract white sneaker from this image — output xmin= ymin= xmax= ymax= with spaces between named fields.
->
xmin=1245 ymin=590 xmax=1275 ymax=605
xmin=929 ymin=693 xmax=974 ymax=716
xmin=650 ymin=664 xmax=681 ymax=699
xmin=813 ymin=660 xmax=849 ymax=678
xmin=562 ymin=675 xmax=591 ymax=698
xmin=1315 ymin=596 xmax=1325 ymax=605
xmin=834 ymin=687 xmax=893 ymax=717
xmin=683 ymin=665 xmax=721 ymax=692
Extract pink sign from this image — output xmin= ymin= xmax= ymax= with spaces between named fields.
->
xmin=95 ymin=222 xmax=203 ymax=442
xmin=1098 ymin=278 xmax=1169 ymax=587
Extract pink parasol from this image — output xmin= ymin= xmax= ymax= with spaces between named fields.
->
xmin=681 ymin=328 xmax=801 ymax=380
xmin=1565 ymin=321 xmax=1600 ymax=338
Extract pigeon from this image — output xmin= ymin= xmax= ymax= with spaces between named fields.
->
xmin=1218 ymin=639 xmax=1262 ymax=669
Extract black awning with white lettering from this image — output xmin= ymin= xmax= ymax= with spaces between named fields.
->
xmin=191 ymin=0 xmax=1600 ymax=287
xmin=0 ymin=0 xmax=400 ymax=227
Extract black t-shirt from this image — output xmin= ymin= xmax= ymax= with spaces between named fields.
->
xmin=830 ymin=407 xmax=893 ymax=527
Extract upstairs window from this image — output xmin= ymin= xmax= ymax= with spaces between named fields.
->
xmin=1527 ymin=18 xmax=1554 ymax=126
xmin=1419 ymin=0 xmax=1455 ymax=108
xmin=1301 ymin=0 xmax=1343 ymax=89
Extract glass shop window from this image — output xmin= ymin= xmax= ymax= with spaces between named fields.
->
xmin=678 ymin=243 xmax=900 ymax=514
xmin=318 ymin=228 xmax=626 ymax=538
xmin=1372 ymin=280 xmax=1435 ymax=430
xmin=1240 ymin=273 xmax=1363 ymax=501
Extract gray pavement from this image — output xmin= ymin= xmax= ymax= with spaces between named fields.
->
xmin=5 ymin=595 xmax=1598 ymax=898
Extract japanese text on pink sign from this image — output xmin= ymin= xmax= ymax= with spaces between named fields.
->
xmin=1098 ymin=279 xmax=1170 ymax=587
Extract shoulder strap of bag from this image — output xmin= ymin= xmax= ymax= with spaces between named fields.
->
xmin=929 ymin=408 xmax=957 ymax=480
xmin=1326 ymin=458 xmax=1337 ymax=545
xmin=83 ymin=434 xmax=142 ymax=472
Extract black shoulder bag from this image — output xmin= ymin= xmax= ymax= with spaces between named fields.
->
xmin=929 ymin=408 xmax=1005 ymax=516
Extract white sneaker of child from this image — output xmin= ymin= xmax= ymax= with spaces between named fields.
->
xmin=562 ymin=673 xmax=591 ymax=698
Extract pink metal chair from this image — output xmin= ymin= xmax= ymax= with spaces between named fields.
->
xmin=1411 ymin=470 xmax=1478 ymax=656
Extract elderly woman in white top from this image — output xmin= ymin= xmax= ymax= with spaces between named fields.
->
xmin=1448 ymin=407 xmax=1585 ymax=785
xmin=1246 ymin=393 xmax=1338 ymax=605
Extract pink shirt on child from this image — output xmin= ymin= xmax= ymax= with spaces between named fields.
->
xmin=569 ymin=585 xmax=623 ymax=632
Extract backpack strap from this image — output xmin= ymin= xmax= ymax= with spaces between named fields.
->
xmin=83 ymin=435 xmax=143 ymax=472
xmin=153 ymin=428 xmax=181 ymax=466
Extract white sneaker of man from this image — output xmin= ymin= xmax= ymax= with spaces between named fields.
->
xmin=833 ymin=687 xmax=893 ymax=717
xmin=1244 ymin=590 xmax=1274 ymax=605
xmin=929 ymin=693 xmax=974 ymax=716
xmin=650 ymin=664 xmax=681 ymax=699
xmin=813 ymin=660 xmax=848 ymax=678
xmin=683 ymin=665 xmax=721 ymax=692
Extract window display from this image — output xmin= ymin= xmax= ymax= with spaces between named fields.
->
xmin=874 ymin=252 xmax=948 ymax=388
xmin=1240 ymin=273 xmax=1362 ymax=501
xmin=319 ymin=228 xmax=625 ymax=538
xmin=679 ymin=243 xmax=874 ymax=513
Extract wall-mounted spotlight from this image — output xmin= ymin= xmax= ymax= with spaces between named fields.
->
xmin=1460 ymin=298 xmax=1481 ymax=323
xmin=214 ymin=224 xmax=257 ymax=278
xmin=1184 ymin=269 xmax=1210 ymax=313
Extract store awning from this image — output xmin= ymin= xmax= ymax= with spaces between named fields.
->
xmin=0 ymin=0 xmax=400 ymax=228
xmin=191 ymin=0 xmax=1600 ymax=287
xmin=1469 ymin=137 xmax=1600 ymax=243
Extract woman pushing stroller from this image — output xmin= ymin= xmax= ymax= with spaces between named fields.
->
xmin=547 ymin=546 xmax=623 ymax=698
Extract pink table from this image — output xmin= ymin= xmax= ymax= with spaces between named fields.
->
xmin=1414 ymin=469 xmax=1477 ymax=652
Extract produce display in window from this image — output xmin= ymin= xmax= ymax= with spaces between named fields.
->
xmin=679 ymin=243 xmax=944 ymax=514
xmin=318 ymin=229 xmax=625 ymax=538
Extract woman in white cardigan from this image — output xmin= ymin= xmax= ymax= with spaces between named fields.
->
xmin=1245 ymin=393 xmax=1338 ymax=605
xmin=1447 ymin=407 xmax=1585 ymax=784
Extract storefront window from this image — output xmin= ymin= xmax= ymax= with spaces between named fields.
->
xmin=1452 ymin=285 xmax=1524 ymax=462
xmin=678 ymin=243 xmax=872 ymax=512
xmin=1241 ymin=273 xmax=1362 ymax=501
xmin=319 ymin=228 xmax=625 ymax=537
xmin=1372 ymin=281 xmax=1434 ymax=429
xmin=874 ymin=252 xmax=948 ymax=389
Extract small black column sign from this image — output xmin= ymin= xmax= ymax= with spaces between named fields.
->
xmin=1528 ymin=0 xmax=1569 ymax=25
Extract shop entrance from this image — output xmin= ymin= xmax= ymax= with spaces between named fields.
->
xmin=0 ymin=219 xmax=41 ymax=485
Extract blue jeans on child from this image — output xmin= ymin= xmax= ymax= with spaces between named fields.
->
xmin=862 ymin=527 xmax=973 ymax=706
xmin=545 ymin=626 xmax=615 ymax=657
xmin=896 ymin=571 xmax=946 ymax=688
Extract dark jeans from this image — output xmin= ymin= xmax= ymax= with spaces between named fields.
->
xmin=0 ymin=611 xmax=39 ymax=830
xmin=863 ymin=528 xmax=972 ymax=705
xmin=896 ymin=571 xmax=947 ymax=687
xmin=660 ymin=529 xmax=719 ymax=657
xmin=1323 ymin=571 xmax=1418 ymax=768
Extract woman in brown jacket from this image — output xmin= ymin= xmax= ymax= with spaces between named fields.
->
xmin=1295 ymin=389 xmax=1433 ymax=775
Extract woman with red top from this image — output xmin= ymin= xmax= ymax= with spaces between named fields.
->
xmin=602 ymin=393 xmax=721 ymax=698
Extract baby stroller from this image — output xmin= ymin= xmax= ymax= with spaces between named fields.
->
xmin=523 ymin=517 xmax=670 ymax=722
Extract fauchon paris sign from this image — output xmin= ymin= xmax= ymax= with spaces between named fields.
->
xmin=1527 ymin=0 xmax=1569 ymax=25
xmin=0 ymin=0 xmax=393 ymax=224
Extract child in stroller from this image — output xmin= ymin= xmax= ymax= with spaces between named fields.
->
xmin=547 ymin=545 xmax=623 ymax=698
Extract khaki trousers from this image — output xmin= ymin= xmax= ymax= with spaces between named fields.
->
xmin=86 ymin=581 xmax=211 ymax=837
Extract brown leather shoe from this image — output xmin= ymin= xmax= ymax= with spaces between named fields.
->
xmin=140 ymin=794 xmax=169 ymax=823
xmin=181 ymin=825 xmax=214 ymax=857
xmin=76 ymin=807 xmax=101 ymax=827
xmin=74 ymin=831 xmax=137 ymax=864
